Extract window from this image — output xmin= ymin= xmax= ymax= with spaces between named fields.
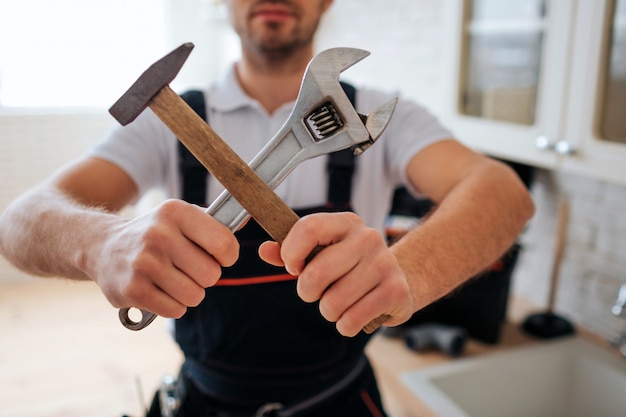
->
xmin=0 ymin=0 xmax=166 ymax=109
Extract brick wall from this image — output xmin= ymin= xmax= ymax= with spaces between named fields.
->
xmin=514 ymin=169 xmax=626 ymax=340
xmin=1 ymin=0 xmax=625 ymax=341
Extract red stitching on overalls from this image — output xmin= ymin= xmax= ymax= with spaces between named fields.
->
xmin=215 ymin=273 xmax=297 ymax=286
xmin=360 ymin=390 xmax=384 ymax=417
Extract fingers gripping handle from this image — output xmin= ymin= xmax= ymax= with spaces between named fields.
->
xmin=118 ymin=245 xmax=390 ymax=333
xmin=121 ymin=305 xmax=388 ymax=334
xmin=120 ymin=256 xmax=389 ymax=333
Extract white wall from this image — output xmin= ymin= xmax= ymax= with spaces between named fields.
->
xmin=1 ymin=0 xmax=625 ymax=341
xmin=0 ymin=112 xmax=115 ymax=282
xmin=316 ymin=0 xmax=450 ymax=115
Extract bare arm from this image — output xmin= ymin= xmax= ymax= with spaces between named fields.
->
xmin=392 ymin=139 xmax=535 ymax=312
xmin=0 ymin=157 xmax=138 ymax=279
xmin=0 ymin=156 xmax=239 ymax=318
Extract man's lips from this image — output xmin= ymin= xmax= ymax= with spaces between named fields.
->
xmin=251 ymin=5 xmax=295 ymax=22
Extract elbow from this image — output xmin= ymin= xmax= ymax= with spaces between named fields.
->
xmin=523 ymin=189 xmax=536 ymax=222
xmin=517 ymin=181 xmax=535 ymax=223
xmin=483 ymin=159 xmax=535 ymax=235
xmin=505 ymin=166 xmax=536 ymax=231
xmin=0 ymin=206 xmax=13 ymax=258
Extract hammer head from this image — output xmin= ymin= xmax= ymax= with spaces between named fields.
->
xmin=109 ymin=43 xmax=194 ymax=126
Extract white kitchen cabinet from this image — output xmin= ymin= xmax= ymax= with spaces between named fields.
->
xmin=561 ymin=0 xmax=626 ymax=184
xmin=440 ymin=0 xmax=626 ymax=186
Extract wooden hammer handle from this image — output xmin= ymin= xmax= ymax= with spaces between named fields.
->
xmin=152 ymin=86 xmax=299 ymax=243
xmin=150 ymin=86 xmax=388 ymax=333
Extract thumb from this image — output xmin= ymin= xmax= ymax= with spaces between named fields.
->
xmin=258 ymin=241 xmax=285 ymax=268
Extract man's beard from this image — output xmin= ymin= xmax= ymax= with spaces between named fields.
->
xmin=244 ymin=24 xmax=313 ymax=61
xmin=247 ymin=26 xmax=313 ymax=61
xmin=243 ymin=0 xmax=321 ymax=61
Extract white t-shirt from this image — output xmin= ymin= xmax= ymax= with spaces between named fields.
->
xmin=91 ymin=66 xmax=453 ymax=234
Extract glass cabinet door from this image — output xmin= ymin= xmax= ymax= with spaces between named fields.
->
xmin=460 ymin=0 xmax=546 ymax=125
xmin=600 ymin=0 xmax=626 ymax=144
xmin=561 ymin=0 xmax=626 ymax=185
xmin=440 ymin=0 xmax=573 ymax=169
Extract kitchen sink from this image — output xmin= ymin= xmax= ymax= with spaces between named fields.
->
xmin=401 ymin=337 xmax=626 ymax=417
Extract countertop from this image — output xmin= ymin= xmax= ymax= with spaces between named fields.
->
xmin=0 ymin=279 xmax=609 ymax=417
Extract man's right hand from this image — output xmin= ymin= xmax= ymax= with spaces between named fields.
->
xmin=0 ymin=157 xmax=239 ymax=321
xmin=92 ymin=199 xmax=239 ymax=319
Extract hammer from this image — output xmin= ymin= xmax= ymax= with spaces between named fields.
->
xmin=109 ymin=43 xmax=395 ymax=333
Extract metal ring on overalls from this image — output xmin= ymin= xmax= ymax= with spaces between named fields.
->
xmin=255 ymin=402 xmax=283 ymax=417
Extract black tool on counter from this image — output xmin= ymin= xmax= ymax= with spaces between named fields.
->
xmin=381 ymin=323 xmax=468 ymax=357
xmin=521 ymin=198 xmax=575 ymax=339
xmin=404 ymin=323 xmax=468 ymax=357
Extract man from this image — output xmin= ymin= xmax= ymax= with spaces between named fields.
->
xmin=0 ymin=0 xmax=534 ymax=416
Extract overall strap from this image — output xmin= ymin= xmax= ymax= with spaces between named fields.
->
xmin=178 ymin=83 xmax=357 ymax=206
xmin=178 ymin=90 xmax=208 ymax=206
xmin=326 ymin=82 xmax=357 ymax=208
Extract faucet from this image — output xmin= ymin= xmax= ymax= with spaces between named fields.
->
xmin=612 ymin=283 xmax=626 ymax=317
xmin=610 ymin=283 xmax=626 ymax=358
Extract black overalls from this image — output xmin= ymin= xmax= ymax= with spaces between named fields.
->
xmin=169 ymin=88 xmax=388 ymax=417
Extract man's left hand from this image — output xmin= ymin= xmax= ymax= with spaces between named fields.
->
xmin=259 ymin=212 xmax=414 ymax=337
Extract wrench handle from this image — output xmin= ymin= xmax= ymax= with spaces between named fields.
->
xmin=119 ymin=307 xmax=157 ymax=331
xmin=118 ymin=86 xmax=388 ymax=333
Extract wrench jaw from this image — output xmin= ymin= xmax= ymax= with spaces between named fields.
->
xmin=301 ymin=48 xmax=397 ymax=156
xmin=353 ymin=97 xmax=399 ymax=155
xmin=307 ymin=47 xmax=370 ymax=76
xmin=297 ymin=47 xmax=373 ymax=147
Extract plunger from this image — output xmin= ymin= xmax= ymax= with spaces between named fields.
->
xmin=521 ymin=198 xmax=575 ymax=339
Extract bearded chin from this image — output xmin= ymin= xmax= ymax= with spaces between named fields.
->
xmin=258 ymin=41 xmax=299 ymax=61
xmin=247 ymin=22 xmax=317 ymax=61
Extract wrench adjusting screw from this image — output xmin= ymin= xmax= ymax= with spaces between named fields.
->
xmin=305 ymin=102 xmax=344 ymax=141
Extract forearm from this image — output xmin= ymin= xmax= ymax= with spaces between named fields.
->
xmin=0 ymin=185 xmax=122 ymax=281
xmin=392 ymin=161 xmax=534 ymax=312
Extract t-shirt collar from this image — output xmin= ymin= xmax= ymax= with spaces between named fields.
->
xmin=209 ymin=64 xmax=296 ymax=115
xmin=210 ymin=65 xmax=258 ymax=112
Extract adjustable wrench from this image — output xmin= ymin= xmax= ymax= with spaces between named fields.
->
xmin=207 ymin=47 xmax=397 ymax=231
xmin=109 ymin=43 xmax=397 ymax=332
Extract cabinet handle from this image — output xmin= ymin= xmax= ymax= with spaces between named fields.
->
xmin=535 ymin=137 xmax=576 ymax=155
xmin=535 ymin=135 xmax=554 ymax=150
xmin=554 ymin=140 xmax=576 ymax=155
